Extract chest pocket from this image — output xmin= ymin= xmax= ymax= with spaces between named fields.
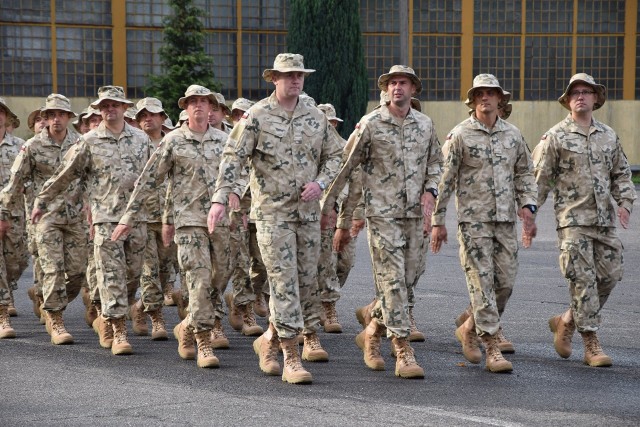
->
xmin=591 ymin=140 xmax=614 ymax=171
xmin=256 ymin=125 xmax=286 ymax=164
xmin=462 ymin=141 xmax=486 ymax=168
xmin=91 ymin=141 xmax=117 ymax=171
xmin=33 ymin=146 xmax=61 ymax=176
xmin=558 ymin=135 xmax=585 ymax=171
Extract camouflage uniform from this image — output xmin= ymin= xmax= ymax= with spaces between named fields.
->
xmin=35 ymin=120 xmax=150 ymax=319
xmin=119 ymin=122 xmax=231 ymax=333
xmin=212 ymin=91 xmax=342 ymax=339
xmin=324 ymin=103 xmax=443 ymax=338
xmin=533 ymin=114 xmax=636 ymax=332
xmin=1 ymin=125 xmax=88 ymax=312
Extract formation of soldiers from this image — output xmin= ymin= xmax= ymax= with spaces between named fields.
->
xmin=0 ymin=53 xmax=636 ymax=384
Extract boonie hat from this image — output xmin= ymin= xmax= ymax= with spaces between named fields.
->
xmin=465 ymin=74 xmax=511 ymax=108
xmin=378 ymin=65 xmax=422 ymax=94
xmin=213 ymin=93 xmax=231 ymax=115
xmin=262 ymin=53 xmax=315 ymax=82
xmin=135 ymin=97 xmax=167 ymax=120
xmin=124 ymin=106 xmax=139 ymax=121
xmin=178 ymin=85 xmax=218 ymax=109
xmin=90 ymin=86 xmax=133 ymax=108
xmin=83 ymin=106 xmax=102 ymax=123
xmin=28 ymin=107 xmax=45 ymax=131
xmin=317 ymin=103 xmax=343 ymax=122
xmin=558 ymin=73 xmax=606 ymax=110
xmin=42 ymin=93 xmax=77 ymax=117
xmin=0 ymin=97 xmax=16 ymax=118
xmin=178 ymin=110 xmax=189 ymax=126
xmin=231 ymin=98 xmax=254 ymax=113
xmin=162 ymin=117 xmax=176 ymax=131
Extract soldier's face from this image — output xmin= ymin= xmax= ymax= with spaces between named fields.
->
xmin=138 ymin=111 xmax=164 ymax=135
xmin=186 ymin=96 xmax=213 ymax=123
xmin=0 ymin=108 xmax=6 ymax=128
xmin=231 ymin=109 xmax=245 ymax=124
xmin=98 ymin=101 xmax=126 ymax=124
xmin=273 ymin=72 xmax=305 ymax=99
xmin=208 ymin=105 xmax=225 ymax=127
xmin=473 ymin=88 xmax=501 ymax=114
xmin=568 ymin=83 xmax=596 ymax=114
xmin=46 ymin=110 xmax=71 ymax=135
xmin=87 ymin=115 xmax=103 ymax=130
xmin=387 ymin=76 xmax=416 ymax=106
xmin=34 ymin=115 xmax=47 ymax=133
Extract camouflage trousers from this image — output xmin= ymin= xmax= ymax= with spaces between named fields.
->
xmin=457 ymin=221 xmax=518 ymax=336
xmin=249 ymin=222 xmax=268 ymax=297
xmin=318 ymin=227 xmax=342 ymax=302
xmin=27 ymin=220 xmax=44 ymax=297
xmin=0 ymin=215 xmax=28 ymax=306
xmin=176 ymin=226 xmax=231 ymax=333
xmin=256 ymin=220 xmax=322 ymax=338
xmin=86 ymin=235 xmax=100 ymax=302
xmin=557 ymin=226 xmax=623 ymax=332
xmin=367 ymin=217 xmax=426 ymax=338
xmin=229 ymin=211 xmax=254 ymax=305
xmin=36 ymin=221 xmax=88 ymax=312
xmin=94 ymin=222 xmax=147 ymax=318
xmin=336 ymin=235 xmax=357 ymax=288
xmin=139 ymin=222 xmax=177 ymax=312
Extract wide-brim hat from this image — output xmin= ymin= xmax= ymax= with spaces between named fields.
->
xmin=231 ymin=98 xmax=254 ymax=113
xmin=9 ymin=114 xmax=20 ymax=129
xmin=135 ymin=97 xmax=167 ymax=120
xmin=82 ymin=106 xmax=102 ymax=123
xmin=42 ymin=93 xmax=77 ymax=117
xmin=124 ymin=106 xmax=139 ymax=120
xmin=90 ymin=85 xmax=133 ymax=108
xmin=162 ymin=117 xmax=176 ymax=131
xmin=28 ymin=107 xmax=45 ymax=131
xmin=317 ymin=103 xmax=343 ymax=122
xmin=178 ymin=110 xmax=189 ymax=125
xmin=0 ymin=97 xmax=16 ymax=118
xmin=213 ymin=93 xmax=231 ymax=115
xmin=178 ymin=84 xmax=218 ymax=109
xmin=500 ymin=102 xmax=513 ymax=119
xmin=465 ymin=74 xmax=511 ymax=108
xmin=262 ymin=53 xmax=315 ymax=82
xmin=378 ymin=65 xmax=422 ymax=94
xmin=410 ymin=98 xmax=422 ymax=112
xmin=558 ymin=73 xmax=606 ymax=110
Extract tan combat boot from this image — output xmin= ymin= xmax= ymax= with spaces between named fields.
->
xmin=391 ymin=336 xmax=424 ymax=379
xmin=495 ymin=327 xmax=515 ymax=353
xmin=173 ymin=290 xmax=188 ymax=321
xmin=111 ymin=318 xmax=133 ymax=355
xmin=408 ymin=307 xmax=425 ymax=342
xmin=44 ymin=310 xmax=74 ymax=345
xmin=27 ymin=286 xmax=44 ymax=319
xmin=8 ymin=290 xmax=17 ymax=316
xmin=481 ymin=333 xmax=513 ymax=373
xmin=224 ymin=293 xmax=243 ymax=331
xmin=0 ymin=305 xmax=16 ymax=339
xmin=129 ymin=300 xmax=148 ymax=336
xmin=548 ymin=311 xmax=575 ymax=358
xmin=93 ymin=315 xmax=114 ymax=348
xmin=163 ymin=284 xmax=176 ymax=306
xmin=302 ymin=332 xmax=329 ymax=362
xmin=173 ymin=318 xmax=196 ymax=360
xmin=581 ymin=331 xmax=612 ymax=367
xmin=322 ymin=301 xmax=342 ymax=333
xmin=194 ymin=330 xmax=220 ymax=368
xmin=280 ymin=337 xmax=312 ymax=384
xmin=210 ymin=317 xmax=230 ymax=349
xmin=360 ymin=319 xmax=385 ymax=371
xmin=253 ymin=323 xmax=281 ymax=375
xmin=254 ymin=292 xmax=268 ymax=318
xmin=85 ymin=301 xmax=99 ymax=328
xmin=240 ymin=303 xmax=264 ymax=336
xmin=149 ymin=309 xmax=168 ymax=340
xmin=355 ymin=298 xmax=376 ymax=329
xmin=454 ymin=305 xmax=472 ymax=327
xmin=455 ymin=315 xmax=482 ymax=364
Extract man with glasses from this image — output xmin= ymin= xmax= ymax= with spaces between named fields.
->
xmin=532 ymin=73 xmax=636 ymax=367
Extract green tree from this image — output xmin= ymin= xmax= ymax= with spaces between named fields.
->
xmin=145 ymin=0 xmax=220 ymax=122
xmin=288 ymin=0 xmax=368 ymax=138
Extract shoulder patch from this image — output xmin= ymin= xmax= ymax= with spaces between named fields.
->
xmin=355 ymin=123 xmax=360 ymax=129
xmin=541 ymin=134 xmax=547 ymax=140
xmin=446 ymin=133 xmax=453 ymax=140
xmin=20 ymin=146 xmax=26 ymax=152
xmin=241 ymin=112 xmax=249 ymax=119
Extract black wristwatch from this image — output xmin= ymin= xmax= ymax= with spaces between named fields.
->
xmin=425 ymin=188 xmax=438 ymax=199
xmin=523 ymin=204 xmax=537 ymax=214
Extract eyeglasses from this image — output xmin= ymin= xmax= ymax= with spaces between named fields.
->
xmin=569 ymin=90 xmax=595 ymax=98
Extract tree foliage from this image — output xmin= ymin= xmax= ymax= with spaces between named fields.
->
xmin=145 ymin=0 xmax=220 ymax=122
xmin=288 ymin=0 xmax=368 ymax=138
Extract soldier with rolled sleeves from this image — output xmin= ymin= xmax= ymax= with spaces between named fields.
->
xmin=533 ymin=73 xmax=636 ymax=367
xmin=32 ymin=86 xmax=151 ymax=355
xmin=208 ymin=53 xmax=343 ymax=384
xmin=325 ymin=66 xmax=442 ymax=379
xmin=431 ymin=74 xmax=537 ymax=373
xmin=112 ymin=85 xmax=233 ymax=369
xmin=1 ymin=94 xmax=87 ymax=345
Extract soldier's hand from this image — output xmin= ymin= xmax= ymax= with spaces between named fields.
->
xmin=350 ymin=219 xmax=365 ymax=237
xmin=423 ymin=218 xmax=433 ymax=237
xmin=0 ymin=219 xmax=10 ymax=239
xmin=111 ymin=224 xmax=131 ymax=241
xmin=301 ymin=181 xmax=322 ymax=202
xmin=162 ymin=224 xmax=175 ymax=247
xmin=31 ymin=207 xmax=44 ymax=224
xmin=430 ymin=225 xmax=447 ymax=253
xmin=518 ymin=208 xmax=537 ymax=248
xmin=208 ymin=203 xmax=226 ymax=234
xmin=618 ymin=206 xmax=630 ymax=229
xmin=228 ymin=193 xmax=240 ymax=210
xmin=421 ymin=191 xmax=435 ymax=217
xmin=333 ymin=228 xmax=351 ymax=252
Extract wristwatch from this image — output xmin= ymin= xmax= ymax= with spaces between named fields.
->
xmin=523 ymin=204 xmax=537 ymax=214
xmin=425 ymin=188 xmax=438 ymax=199
xmin=315 ymin=180 xmax=327 ymax=191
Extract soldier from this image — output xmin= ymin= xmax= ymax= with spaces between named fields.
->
xmin=1 ymin=94 xmax=87 ymax=345
xmin=28 ymin=107 xmax=48 ymax=135
xmin=72 ymin=108 xmax=91 ymax=135
xmin=208 ymin=93 xmax=232 ymax=134
xmin=325 ymin=65 xmax=442 ymax=379
xmin=112 ymin=85 xmax=233 ymax=368
xmin=0 ymin=97 xmax=28 ymax=338
xmin=208 ymin=53 xmax=342 ymax=384
xmin=33 ymin=86 xmax=151 ymax=355
xmin=430 ymin=74 xmax=537 ymax=373
xmin=84 ymin=107 xmax=103 ymax=130
xmin=230 ymin=98 xmax=254 ymax=125
xmin=532 ymin=73 xmax=636 ymax=367
xmin=124 ymin=106 xmax=141 ymax=129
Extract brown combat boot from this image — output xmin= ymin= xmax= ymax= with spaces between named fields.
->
xmin=85 ymin=301 xmax=99 ymax=328
xmin=455 ymin=315 xmax=482 ymax=364
xmin=581 ymin=331 xmax=612 ymax=367
xmin=7 ymin=290 xmax=17 ymax=316
xmin=280 ymin=337 xmax=312 ymax=384
xmin=302 ymin=332 xmax=329 ymax=362
xmin=481 ymin=333 xmax=513 ymax=373
xmin=253 ymin=323 xmax=281 ymax=375
xmin=322 ymin=301 xmax=342 ymax=333
xmin=173 ymin=318 xmax=196 ymax=360
xmin=391 ymin=336 xmax=424 ymax=379
xmin=454 ymin=305 xmax=472 ymax=327
xmin=240 ymin=303 xmax=263 ymax=336
xmin=111 ymin=318 xmax=133 ymax=355
xmin=173 ymin=290 xmax=188 ymax=320
xmin=0 ymin=305 xmax=16 ymax=339
xmin=149 ymin=309 xmax=168 ymax=340
xmin=93 ymin=315 xmax=114 ymax=348
xmin=548 ymin=311 xmax=575 ymax=359
xmin=27 ymin=286 xmax=44 ymax=319
xmin=408 ymin=307 xmax=425 ymax=342
xmin=44 ymin=310 xmax=74 ymax=345
xmin=210 ymin=318 xmax=230 ymax=349
xmin=254 ymin=292 xmax=268 ymax=317
xmin=129 ymin=300 xmax=148 ymax=336
xmin=224 ymin=293 xmax=243 ymax=331
xmin=361 ymin=319 xmax=385 ymax=371
xmin=495 ymin=327 xmax=515 ymax=353
xmin=195 ymin=330 xmax=220 ymax=368
xmin=163 ymin=284 xmax=176 ymax=306
xmin=355 ymin=298 xmax=376 ymax=329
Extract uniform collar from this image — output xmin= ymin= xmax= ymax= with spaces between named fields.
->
xmin=377 ymin=103 xmax=417 ymax=126
xmin=563 ymin=114 xmax=605 ymax=135
xmin=266 ymin=91 xmax=311 ymax=121
xmin=469 ymin=113 xmax=506 ymax=134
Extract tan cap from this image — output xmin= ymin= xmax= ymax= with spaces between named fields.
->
xmin=162 ymin=117 xmax=176 ymax=131
xmin=28 ymin=107 xmax=45 ymax=131
xmin=42 ymin=93 xmax=77 ymax=117
xmin=378 ymin=65 xmax=422 ymax=94
xmin=82 ymin=106 xmax=102 ymax=123
xmin=231 ymin=98 xmax=254 ymax=113
xmin=178 ymin=84 xmax=218 ymax=109
xmin=178 ymin=109 xmax=189 ymax=125
xmin=0 ymin=97 xmax=16 ymax=119
xmin=262 ymin=53 xmax=315 ymax=82
xmin=135 ymin=97 xmax=167 ymax=120
xmin=558 ymin=73 xmax=606 ymax=110
xmin=124 ymin=106 xmax=139 ymax=120
xmin=90 ymin=86 xmax=133 ymax=108
xmin=465 ymin=74 xmax=511 ymax=108
xmin=317 ymin=103 xmax=343 ymax=122
xmin=213 ymin=93 xmax=231 ymax=115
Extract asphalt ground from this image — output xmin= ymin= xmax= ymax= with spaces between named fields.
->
xmin=1 ymin=200 xmax=639 ymax=426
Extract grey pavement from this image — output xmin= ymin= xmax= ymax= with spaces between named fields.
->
xmin=1 ymin=202 xmax=639 ymax=426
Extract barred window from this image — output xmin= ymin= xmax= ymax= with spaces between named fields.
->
xmin=126 ymin=30 xmax=164 ymax=99
xmin=0 ymin=0 xmax=50 ymax=23
xmin=473 ymin=36 xmax=521 ymax=99
xmin=413 ymin=36 xmax=461 ymax=100
xmin=360 ymin=0 xmax=400 ymax=33
xmin=363 ymin=35 xmax=401 ymax=99
xmin=526 ymin=0 xmax=572 ymax=33
xmin=414 ymin=0 xmax=462 ymax=34
xmin=127 ymin=0 xmax=171 ymax=27
xmin=576 ymin=36 xmax=624 ymax=99
xmin=242 ymin=0 xmax=289 ymax=30
xmin=206 ymin=32 xmax=237 ymax=99
xmin=524 ymin=36 xmax=572 ymax=100
xmin=474 ymin=0 xmax=522 ymax=34
xmin=0 ymin=25 xmax=52 ymax=96
xmin=57 ymin=0 xmax=111 ymax=26
xmin=577 ymin=0 xmax=625 ymax=33
xmin=241 ymin=32 xmax=287 ymax=100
